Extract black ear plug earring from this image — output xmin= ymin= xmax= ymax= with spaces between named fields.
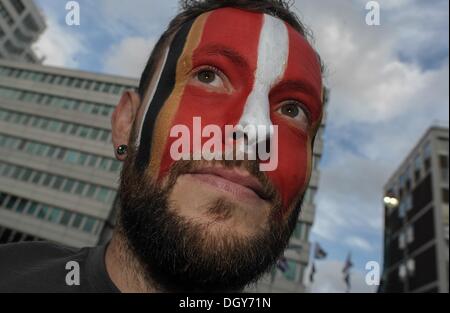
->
xmin=117 ymin=144 xmax=128 ymax=156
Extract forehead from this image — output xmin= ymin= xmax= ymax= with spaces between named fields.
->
xmin=187 ymin=7 xmax=322 ymax=94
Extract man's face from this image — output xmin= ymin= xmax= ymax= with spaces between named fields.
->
xmin=119 ymin=7 xmax=323 ymax=292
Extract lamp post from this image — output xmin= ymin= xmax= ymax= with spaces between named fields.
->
xmin=379 ymin=194 xmax=400 ymax=293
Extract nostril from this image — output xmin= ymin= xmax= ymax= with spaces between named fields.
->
xmin=232 ymin=130 xmax=246 ymax=141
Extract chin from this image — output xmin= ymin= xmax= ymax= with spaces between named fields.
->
xmin=167 ymin=174 xmax=272 ymax=234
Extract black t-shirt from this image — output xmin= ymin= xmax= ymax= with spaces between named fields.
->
xmin=0 ymin=241 xmax=120 ymax=292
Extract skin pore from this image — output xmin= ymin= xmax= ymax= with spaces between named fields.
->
xmin=106 ymin=7 xmax=323 ymax=293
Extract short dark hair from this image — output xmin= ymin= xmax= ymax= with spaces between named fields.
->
xmin=137 ymin=0 xmax=322 ymax=101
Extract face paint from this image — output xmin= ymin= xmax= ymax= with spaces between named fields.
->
xmin=136 ymin=8 xmax=323 ymax=213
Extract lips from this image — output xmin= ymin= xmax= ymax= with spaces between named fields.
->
xmin=187 ymin=166 xmax=268 ymax=201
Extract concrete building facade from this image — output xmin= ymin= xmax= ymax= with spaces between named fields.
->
xmin=0 ymin=58 xmax=135 ymax=247
xmin=0 ymin=0 xmax=45 ymax=63
xmin=381 ymin=126 xmax=449 ymax=293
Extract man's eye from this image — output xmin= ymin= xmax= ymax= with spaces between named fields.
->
xmin=277 ymin=101 xmax=310 ymax=125
xmin=193 ymin=66 xmax=226 ymax=89
xmin=197 ymin=70 xmax=216 ymax=84
xmin=280 ymin=102 xmax=300 ymax=118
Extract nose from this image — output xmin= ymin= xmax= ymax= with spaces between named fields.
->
xmin=230 ymin=91 xmax=274 ymax=155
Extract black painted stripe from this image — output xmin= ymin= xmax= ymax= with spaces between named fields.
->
xmin=136 ymin=20 xmax=196 ymax=172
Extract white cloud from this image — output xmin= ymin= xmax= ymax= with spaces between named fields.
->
xmin=294 ymin=0 xmax=448 ymax=253
xmin=102 ymin=36 xmax=157 ymax=78
xmin=32 ymin=11 xmax=87 ymax=68
xmin=345 ymin=236 xmax=373 ymax=252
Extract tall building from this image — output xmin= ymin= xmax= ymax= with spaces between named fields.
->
xmin=247 ymin=94 xmax=328 ymax=293
xmin=381 ymin=126 xmax=449 ymax=293
xmin=0 ymin=0 xmax=46 ymax=63
xmin=0 ymin=58 xmax=136 ymax=247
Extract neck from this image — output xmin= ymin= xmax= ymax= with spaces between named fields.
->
xmin=105 ymin=230 xmax=159 ymax=293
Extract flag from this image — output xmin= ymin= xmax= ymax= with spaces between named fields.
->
xmin=309 ymin=262 xmax=316 ymax=283
xmin=276 ymin=256 xmax=289 ymax=273
xmin=314 ymin=243 xmax=327 ymax=260
xmin=342 ymin=252 xmax=353 ymax=292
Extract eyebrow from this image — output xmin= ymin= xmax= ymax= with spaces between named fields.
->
xmin=273 ymin=79 xmax=322 ymax=103
xmin=196 ymin=44 xmax=250 ymax=70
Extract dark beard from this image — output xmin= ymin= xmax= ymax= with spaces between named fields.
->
xmin=118 ymin=144 xmax=303 ymax=292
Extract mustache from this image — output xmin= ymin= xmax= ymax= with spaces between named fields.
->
xmin=164 ymin=157 xmax=280 ymax=203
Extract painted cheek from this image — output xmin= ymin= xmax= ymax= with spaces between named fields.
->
xmin=157 ymin=87 xmax=247 ymax=178
xmin=265 ymin=24 xmax=322 ymax=212
xmin=268 ymin=115 xmax=311 ymax=214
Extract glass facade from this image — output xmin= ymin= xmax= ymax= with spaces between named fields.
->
xmin=0 ymin=160 xmax=116 ymax=204
xmin=0 ymin=66 xmax=134 ymax=96
xmin=0 ymin=85 xmax=116 ymax=118
xmin=0 ymin=191 xmax=102 ymax=235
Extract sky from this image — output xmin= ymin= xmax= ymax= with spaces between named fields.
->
xmin=32 ymin=0 xmax=449 ymax=292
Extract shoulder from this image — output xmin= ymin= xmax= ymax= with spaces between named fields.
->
xmin=0 ymin=240 xmax=78 ymax=260
xmin=0 ymin=241 xmax=89 ymax=292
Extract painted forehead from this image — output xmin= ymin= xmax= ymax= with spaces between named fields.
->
xmin=140 ymin=7 xmax=323 ymax=110
xmin=190 ymin=8 xmax=323 ymax=96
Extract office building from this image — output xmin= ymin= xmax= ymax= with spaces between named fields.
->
xmin=0 ymin=58 xmax=136 ymax=247
xmin=381 ymin=126 xmax=449 ymax=292
xmin=0 ymin=0 xmax=46 ymax=63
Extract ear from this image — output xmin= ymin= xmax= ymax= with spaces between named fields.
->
xmin=111 ymin=91 xmax=141 ymax=160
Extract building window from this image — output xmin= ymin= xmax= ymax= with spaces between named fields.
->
xmin=398 ymin=232 xmax=406 ymax=249
xmin=86 ymin=185 xmax=97 ymax=198
xmin=31 ymin=172 xmax=42 ymax=184
xmin=15 ymin=199 xmax=27 ymax=213
xmin=60 ymin=211 xmax=72 ymax=226
xmin=63 ymin=179 xmax=75 ymax=193
xmin=75 ymin=182 xmax=86 ymax=195
xmin=398 ymin=201 xmax=406 ymax=218
xmin=443 ymin=188 xmax=449 ymax=204
xmin=37 ymin=205 xmax=49 ymax=219
xmin=439 ymin=155 xmax=449 ymax=183
xmin=5 ymin=39 xmax=24 ymax=54
xmin=0 ymin=3 xmax=14 ymax=25
xmin=405 ymin=194 xmax=412 ymax=212
xmin=52 ymin=176 xmax=64 ymax=190
xmin=9 ymin=0 xmax=25 ymax=15
xmin=293 ymin=223 xmax=302 ymax=240
xmin=83 ymin=217 xmax=96 ymax=233
xmin=47 ymin=207 xmax=61 ymax=223
xmin=42 ymin=174 xmax=53 ymax=187
xmin=72 ymin=214 xmax=83 ymax=228
xmin=24 ymin=14 xmax=39 ymax=32
xmin=110 ymin=160 xmax=121 ymax=172
xmin=398 ymin=264 xmax=407 ymax=280
xmin=414 ymin=154 xmax=421 ymax=182
xmin=26 ymin=202 xmax=38 ymax=215
xmin=406 ymin=225 xmax=414 ymax=244
xmin=406 ymin=258 xmax=415 ymax=276
xmin=65 ymin=151 xmax=79 ymax=164
xmin=283 ymin=260 xmax=297 ymax=281
xmin=423 ymin=141 xmax=432 ymax=171
xmin=96 ymin=187 xmax=110 ymax=203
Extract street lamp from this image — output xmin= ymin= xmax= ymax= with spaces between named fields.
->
xmin=383 ymin=195 xmax=399 ymax=209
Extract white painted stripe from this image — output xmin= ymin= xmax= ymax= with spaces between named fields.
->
xmin=136 ymin=45 xmax=170 ymax=147
xmin=237 ymin=14 xmax=289 ymax=144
